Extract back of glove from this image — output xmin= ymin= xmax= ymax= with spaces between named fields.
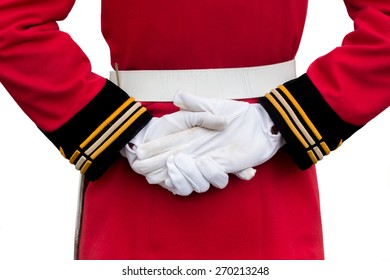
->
xmin=121 ymin=108 xmax=229 ymax=195
xmin=133 ymin=91 xmax=286 ymax=194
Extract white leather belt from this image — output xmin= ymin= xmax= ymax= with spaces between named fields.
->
xmin=110 ymin=59 xmax=296 ymax=101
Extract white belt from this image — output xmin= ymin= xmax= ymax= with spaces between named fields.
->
xmin=110 ymin=59 xmax=296 ymax=101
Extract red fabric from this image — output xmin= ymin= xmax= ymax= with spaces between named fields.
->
xmin=0 ymin=0 xmax=105 ymax=131
xmin=101 ymin=0 xmax=306 ymax=70
xmin=308 ymin=3 xmax=390 ymax=125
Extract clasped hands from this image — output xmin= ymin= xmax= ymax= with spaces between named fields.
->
xmin=121 ymin=91 xmax=285 ymax=195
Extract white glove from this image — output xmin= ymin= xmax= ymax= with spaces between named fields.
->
xmin=133 ymin=91 xmax=286 ymax=194
xmin=121 ymin=109 xmax=229 ymax=195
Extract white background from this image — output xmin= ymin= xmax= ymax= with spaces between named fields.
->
xmin=0 ymin=0 xmax=389 ymax=279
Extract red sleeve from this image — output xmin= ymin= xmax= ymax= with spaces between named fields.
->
xmin=0 ymin=0 xmax=151 ymax=180
xmin=260 ymin=0 xmax=390 ymax=169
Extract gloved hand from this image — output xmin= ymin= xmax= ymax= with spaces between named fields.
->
xmin=133 ymin=91 xmax=286 ymax=194
xmin=121 ymin=109 xmax=230 ymax=195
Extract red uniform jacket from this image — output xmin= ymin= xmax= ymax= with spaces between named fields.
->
xmin=1 ymin=0 xmax=389 ymax=259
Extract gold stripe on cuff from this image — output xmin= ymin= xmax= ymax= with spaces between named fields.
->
xmin=84 ymin=103 xmax=142 ymax=157
xmin=90 ymin=107 xmax=147 ymax=160
xmin=320 ymin=142 xmax=331 ymax=155
xmin=69 ymin=150 xmax=81 ymax=164
xmin=271 ymin=89 xmax=324 ymax=160
xmin=265 ymin=93 xmax=310 ymax=149
xmin=80 ymin=160 xmax=92 ymax=175
xmin=74 ymin=102 xmax=143 ymax=171
xmin=79 ymin=97 xmax=135 ymax=149
xmin=278 ymin=85 xmax=323 ymax=141
xmin=307 ymin=150 xmax=318 ymax=164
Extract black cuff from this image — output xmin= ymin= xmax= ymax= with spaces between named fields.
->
xmin=41 ymin=79 xmax=152 ymax=180
xmin=259 ymin=74 xmax=361 ymax=169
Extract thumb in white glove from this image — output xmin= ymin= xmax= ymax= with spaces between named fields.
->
xmin=134 ymin=91 xmax=286 ymax=194
xmin=121 ymin=109 xmax=229 ymax=195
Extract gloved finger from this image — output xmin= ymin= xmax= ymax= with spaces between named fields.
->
xmin=173 ymin=90 xmax=218 ymax=113
xmin=145 ymin=167 xmax=168 ymax=184
xmin=136 ymin=128 xmax=198 ymax=160
xmin=131 ymin=156 xmax=165 ymax=175
xmin=132 ymin=129 xmax=195 ymax=172
xmin=166 ymin=156 xmax=194 ymax=196
xmin=164 ymin=177 xmax=175 ymax=192
xmin=166 ymin=110 xmax=227 ymax=131
xmin=233 ymin=168 xmax=257 ymax=180
xmin=196 ymin=156 xmax=229 ymax=189
xmin=133 ymin=140 xmax=192 ymax=174
xmin=171 ymin=154 xmax=210 ymax=193
xmin=157 ymin=180 xmax=177 ymax=195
